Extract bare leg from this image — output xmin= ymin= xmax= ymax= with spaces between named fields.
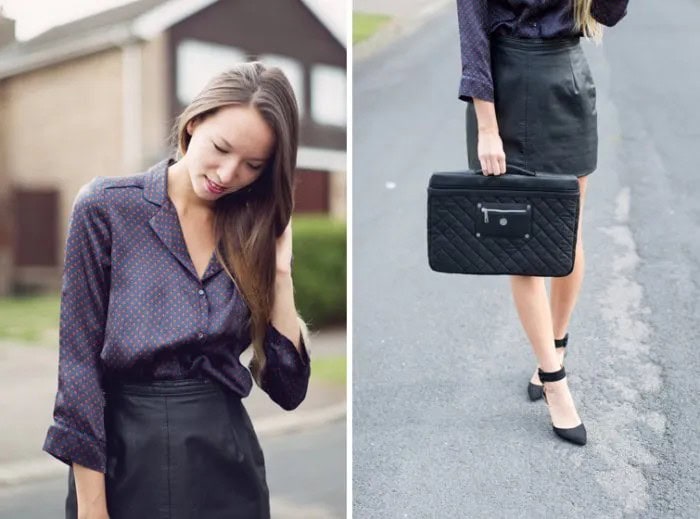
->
xmin=510 ymin=275 xmax=583 ymax=428
xmin=530 ymin=176 xmax=589 ymax=386
xmin=550 ymin=176 xmax=589 ymax=339
xmin=510 ymin=276 xmax=560 ymax=373
xmin=512 ymin=175 xmax=589 ymax=429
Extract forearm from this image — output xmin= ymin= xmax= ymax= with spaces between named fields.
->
xmin=73 ymin=463 xmax=109 ymax=518
xmin=270 ymin=270 xmax=301 ymax=350
xmin=473 ymin=98 xmax=499 ymax=134
xmin=254 ymin=265 xmax=310 ymax=411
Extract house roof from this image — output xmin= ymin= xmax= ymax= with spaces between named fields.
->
xmin=0 ymin=0 xmax=345 ymax=80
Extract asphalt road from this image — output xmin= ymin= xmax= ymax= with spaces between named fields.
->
xmin=0 ymin=420 xmax=346 ymax=519
xmin=353 ymin=1 xmax=700 ymax=517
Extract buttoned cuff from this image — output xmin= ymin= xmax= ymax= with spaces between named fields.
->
xmin=43 ymin=424 xmax=106 ymax=473
xmin=459 ymin=75 xmax=494 ymax=103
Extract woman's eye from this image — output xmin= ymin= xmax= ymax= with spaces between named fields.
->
xmin=248 ymin=163 xmax=263 ymax=171
xmin=212 ymin=142 xmax=226 ymax=153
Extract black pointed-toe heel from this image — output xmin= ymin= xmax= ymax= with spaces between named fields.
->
xmin=538 ymin=365 xmax=587 ymax=446
xmin=527 ymin=333 xmax=569 ymax=401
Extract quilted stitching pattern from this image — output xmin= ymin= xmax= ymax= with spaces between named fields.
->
xmin=428 ymin=190 xmax=579 ymax=276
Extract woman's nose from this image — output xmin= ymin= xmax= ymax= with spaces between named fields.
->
xmin=217 ymin=158 xmax=240 ymax=185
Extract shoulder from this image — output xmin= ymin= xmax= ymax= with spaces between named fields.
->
xmin=72 ymin=177 xmax=109 ymax=215
xmin=73 ymin=170 xmax=152 ymax=215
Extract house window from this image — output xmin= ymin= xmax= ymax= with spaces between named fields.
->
xmin=311 ymin=65 xmax=346 ymax=127
xmin=259 ymin=54 xmax=305 ymax=117
xmin=176 ymin=39 xmax=246 ymax=105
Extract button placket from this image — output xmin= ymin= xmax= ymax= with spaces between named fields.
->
xmin=197 ymin=283 xmax=209 ymax=342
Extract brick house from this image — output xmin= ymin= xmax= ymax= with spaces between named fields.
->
xmin=0 ymin=0 xmax=346 ymax=294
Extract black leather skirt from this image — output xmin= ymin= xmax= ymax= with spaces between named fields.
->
xmin=467 ymin=34 xmax=598 ymax=176
xmin=65 ymin=378 xmax=269 ymax=519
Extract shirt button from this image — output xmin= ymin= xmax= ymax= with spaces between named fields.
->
xmin=198 ymin=289 xmax=205 ymax=295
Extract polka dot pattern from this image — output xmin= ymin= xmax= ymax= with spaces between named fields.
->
xmin=43 ymin=158 xmax=310 ymax=473
xmin=455 ymin=1 xmax=629 ymax=103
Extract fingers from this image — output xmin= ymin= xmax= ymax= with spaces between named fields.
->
xmin=477 ymin=133 xmax=507 ymax=176
xmin=479 ymin=153 xmax=507 ymax=176
xmin=498 ymin=153 xmax=506 ymax=175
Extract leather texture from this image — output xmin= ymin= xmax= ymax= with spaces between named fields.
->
xmin=427 ymin=166 xmax=580 ymax=277
xmin=466 ymin=34 xmax=598 ymax=177
xmin=65 ymin=378 xmax=270 ymax=519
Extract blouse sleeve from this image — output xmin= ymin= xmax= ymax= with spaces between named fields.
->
xmin=250 ymin=323 xmax=311 ymax=411
xmin=591 ymin=0 xmax=629 ymax=27
xmin=42 ymin=178 xmax=111 ymax=473
xmin=456 ymin=0 xmax=493 ymax=103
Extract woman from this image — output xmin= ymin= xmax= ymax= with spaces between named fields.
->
xmin=42 ymin=62 xmax=310 ymax=518
xmin=456 ymin=0 xmax=630 ymax=445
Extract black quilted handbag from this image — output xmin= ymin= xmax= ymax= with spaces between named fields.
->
xmin=427 ymin=165 xmax=580 ymax=276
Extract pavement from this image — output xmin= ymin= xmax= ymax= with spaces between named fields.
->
xmin=353 ymin=0 xmax=700 ymax=517
xmin=0 ymin=327 xmax=346 ymax=487
xmin=353 ymin=0 xmax=452 ymax=61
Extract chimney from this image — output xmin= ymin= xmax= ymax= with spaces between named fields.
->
xmin=0 ymin=8 xmax=16 ymax=48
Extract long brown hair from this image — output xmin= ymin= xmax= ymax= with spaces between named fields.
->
xmin=172 ymin=62 xmax=299 ymax=381
xmin=573 ymin=0 xmax=603 ymax=42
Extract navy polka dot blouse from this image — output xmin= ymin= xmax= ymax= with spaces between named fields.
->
xmin=42 ymin=158 xmax=310 ymax=473
xmin=456 ymin=0 xmax=629 ymax=103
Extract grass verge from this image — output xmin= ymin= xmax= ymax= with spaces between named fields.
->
xmin=0 ymin=294 xmax=60 ymax=343
xmin=353 ymin=12 xmax=392 ymax=44
xmin=311 ymin=356 xmax=346 ymax=386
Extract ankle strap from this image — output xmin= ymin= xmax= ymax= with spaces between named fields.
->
xmin=554 ymin=333 xmax=569 ymax=349
xmin=538 ymin=366 xmax=566 ymax=382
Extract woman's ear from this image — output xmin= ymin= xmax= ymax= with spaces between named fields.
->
xmin=186 ymin=117 xmax=199 ymax=137
xmin=186 ymin=120 xmax=194 ymax=137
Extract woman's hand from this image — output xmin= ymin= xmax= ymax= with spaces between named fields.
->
xmin=276 ymin=220 xmax=293 ymax=275
xmin=477 ymin=129 xmax=507 ymax=176
xmin=473 ymin=98 xmax=507 ymax=176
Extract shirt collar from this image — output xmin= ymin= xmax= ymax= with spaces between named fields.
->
xmin=143 ymin=157 xmax=175 ymax=207
xmin=144 ymin=157 xmax=224 ymax=282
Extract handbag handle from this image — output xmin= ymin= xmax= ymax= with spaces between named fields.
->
xmin=474 ymin=164 xmax=537 ymax=176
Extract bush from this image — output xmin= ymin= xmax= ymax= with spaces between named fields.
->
xmin=292 ymin=215 xmax=346 ymax=329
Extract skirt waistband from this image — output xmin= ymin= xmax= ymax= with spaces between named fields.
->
xmin=104 ymin=376 xmax=224 ymax=397
xmin=492 ymin=33 xmax=581 ymax=51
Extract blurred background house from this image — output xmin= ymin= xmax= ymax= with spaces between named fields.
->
xmin=0 ymin=0 xmax=346 ymax=295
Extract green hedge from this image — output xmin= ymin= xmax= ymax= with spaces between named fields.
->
xmin=292 ymin=215 xmax=346 ymax=328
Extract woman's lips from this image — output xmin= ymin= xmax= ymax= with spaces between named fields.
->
xmin=205 ymin=177 xmax=225 ymax=194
